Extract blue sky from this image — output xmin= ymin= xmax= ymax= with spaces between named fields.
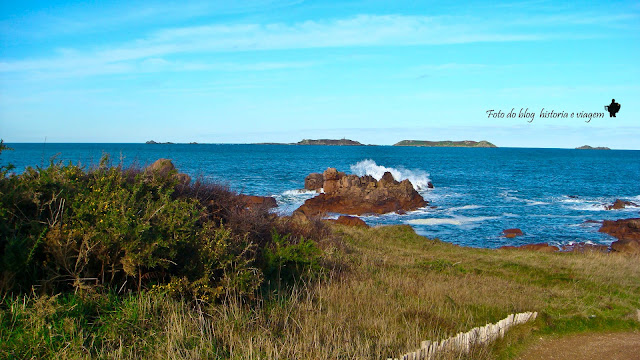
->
xmin=1 ymin=0 xmax=639 ymax=148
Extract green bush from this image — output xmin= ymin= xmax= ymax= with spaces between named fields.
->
xmin=0 ymin=151 xmax=330 ymax=300
xmin=263 ymin=230 xmax=322 ymax=284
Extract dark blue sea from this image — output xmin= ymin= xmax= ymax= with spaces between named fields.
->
xmin=3 ymin=143 xmax=639 ymax=249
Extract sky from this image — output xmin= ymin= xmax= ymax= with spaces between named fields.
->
xmin=1 ymin=0 xmax=639 ymax=148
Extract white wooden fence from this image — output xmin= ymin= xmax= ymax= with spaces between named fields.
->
xmin=389 ymin=311 xmax=538 ymax=360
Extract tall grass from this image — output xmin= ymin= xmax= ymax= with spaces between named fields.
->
xmin=2 ymin=146 xmax=638 ymax=359
xmin=3 ymin=224 xmax=638 ymax=359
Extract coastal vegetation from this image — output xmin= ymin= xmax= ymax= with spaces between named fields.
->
xmin=1 ymin=143 xmax=638 ymax=359
xmin=394 ymin=140 xmax=497 ymax=148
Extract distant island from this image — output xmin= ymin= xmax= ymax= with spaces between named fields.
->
xmin=576 ymin=145 xmax=611 ymax=150
xmin=146 ymin=140 xmax=174 ymax=144
xmin=145 ymin=140 xmax=199 ymax=144
xmin=393 ymin=140 xmax=497 ymax=148
xmin=296 ymin=139 xmax=363 ymax=146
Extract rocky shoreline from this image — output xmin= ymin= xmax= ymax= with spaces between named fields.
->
xmin=148 ymin=159 xmax=637 ymax=256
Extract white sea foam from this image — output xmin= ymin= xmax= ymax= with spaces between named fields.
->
xmin=282 ymin=189 xmax=319 ymax=196
xmin=499 ymin=190 xmax=521 ymax=202
xmin=448 ymin=205 xmax=483 ymax=211
xmin=559 ymin=195 xmax=640 ymax=211
xmin=525 ymin=200 xmax=548 ymax=206
xmin=273 ymin=188 xmax=319 ymax=215
xmin=350 ymin=159 xmax=432 ymax=190
xmin=407 ymin=215 xmax=498 ymax=226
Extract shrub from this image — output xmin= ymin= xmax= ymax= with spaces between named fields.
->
xmin=0 ymin=153 xmax=333 ymax=300
xmin=263 ymin=230 xmax=323 ymax=284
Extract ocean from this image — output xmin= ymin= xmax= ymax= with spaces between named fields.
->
xmin=3 ymin=143 xmax=639 ymax=248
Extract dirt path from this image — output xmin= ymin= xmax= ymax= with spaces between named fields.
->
xmin=516 ymin=332 xmax=640 ymax=360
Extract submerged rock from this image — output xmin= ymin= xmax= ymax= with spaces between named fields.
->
xmin=295 ymin=168 xmax=428 ymax=216
xmin=502 ymin=228 xmax=524 ymax=238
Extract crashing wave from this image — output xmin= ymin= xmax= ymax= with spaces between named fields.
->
xmin=350 ymin=159 xmax=432 ymax=190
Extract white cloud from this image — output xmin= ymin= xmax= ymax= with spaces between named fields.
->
xmin=1 ymin=11 xmax=636 ymax=80
xmin=0 ymin=14 xmax=544 ymax=79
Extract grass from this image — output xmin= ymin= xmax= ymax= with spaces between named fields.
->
xmin=3 ymin=224 xmax=639 ymax=359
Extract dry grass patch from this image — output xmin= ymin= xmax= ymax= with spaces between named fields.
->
xmin=3 ymin=224 xmax=639 ymax=359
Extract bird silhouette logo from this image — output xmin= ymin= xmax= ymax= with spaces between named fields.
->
xmin=605 ymin=99 xmax=621 ymax=117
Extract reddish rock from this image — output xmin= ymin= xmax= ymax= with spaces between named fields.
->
xmin=605 ymin=199 xmax=638 ymax=210
xmin=296 ymin=169 xmax=428 ymax=216
xmin=500 ymin=243 xmax=559 ymax=252
xmin=327 ymin=215 xmax=369 ymax=228
xmin=561 ymin=242 xmax=609 ymax=253
xmin=599 ymin=218 xmax=640 ymax=254
xmin=290 ymin=210 xmax=310 ymax=223
xmin=238 ymin=195 xmax=278 ymax=209
xmin=503 ymin=228 xmax=524 ymax=238
xmin=304 ymin=172 xmax=324 ymax=191
xmin=611 ymin=240 xmax=640 ymax=254
xmin=323 ymin=168 xmax=343 ymax=181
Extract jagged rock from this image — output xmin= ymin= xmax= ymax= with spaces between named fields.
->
xmin=304 ymin=173 xmax=324 ymax=191
xmin=295 ymin=168 xmax=427 ymax=216
xmin=605 ymin=199 xmax=638 ymax=210
xmin=599 ymin=218 xmax=640 ymax=254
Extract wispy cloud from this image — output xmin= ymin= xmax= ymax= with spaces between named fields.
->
xmin=0 ymin=14 xmax=544 ymax=79
xmin=1 ymin=11 xmax=637 ymax=80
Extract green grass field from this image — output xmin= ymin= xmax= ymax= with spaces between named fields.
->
xmin=3 ymin=224 xmax=638 ymax=359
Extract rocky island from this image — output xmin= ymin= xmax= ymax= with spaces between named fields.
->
xmin=297 ymin=138 xmax=363 ymax=146
xmin=394 ymin=140 xmax=496 ymax=148
xmin=576 ymin=145 xmax=611 ymax=150
xmin=146 ymin=140 xmax=175 ymax=144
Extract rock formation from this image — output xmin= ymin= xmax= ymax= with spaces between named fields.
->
xmin=560 ymin=242 xmax=608 ymax=253
xmin=575 ymin=145 xmax=611 ymax=150
xmin=599 ymin=218 xmax=640 ymax=254
xmin=605 ymin=199 xmax=638 ymax=210
xmin=146 ymin=159 xmax=191 ymax=185
xmin=327 ymin=215 xmax=369 ymax=228
xmin=295 ymin=168 xmax=428 ymax=216
xmin=296 ymin=139 xmax=363 ymax=146
xmin=304 ymin=173 xmax=324 ymax=191
xmin=500 ymin=243 xmax=559 ymax=252
xmin=394 ymin=140 xmax=496 ymax=148
xmin=238 ymin=195 xmax=278 ymax=209
xmin=502 ymin=228 xmax=524 ymax=238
